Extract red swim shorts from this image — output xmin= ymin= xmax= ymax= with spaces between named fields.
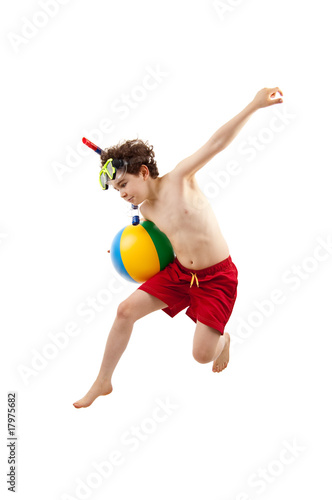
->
xmin=138 ymin=255 xmax=238 ymax=335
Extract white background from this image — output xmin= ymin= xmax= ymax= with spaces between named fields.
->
xmin=1 ymin=0 xmax=331 ymax=499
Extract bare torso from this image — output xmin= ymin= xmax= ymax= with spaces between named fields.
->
xmin=140 ymin=172 xmax=230 ymax=270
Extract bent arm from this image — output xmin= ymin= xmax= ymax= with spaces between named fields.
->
xmin=173 ymin=87 xmax=283 ymax=179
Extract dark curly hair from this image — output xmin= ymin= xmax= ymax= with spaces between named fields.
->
xmin=100 ymin=138 xmax=159 ymax=179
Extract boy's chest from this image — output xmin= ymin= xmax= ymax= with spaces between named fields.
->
xmin=140 ymin=200 xmax=184 ymax=233
xmin=140 ymin=181 xmax=210 ymax=236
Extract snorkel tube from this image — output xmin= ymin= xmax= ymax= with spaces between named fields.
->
xmin=82 ymin=137 xmax=104 ymax=156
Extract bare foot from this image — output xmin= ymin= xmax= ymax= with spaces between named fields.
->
xmin=212 ymin=332 xmax=230 ymax=373
xmin=73 ymin=378 xmax=113 ymax=408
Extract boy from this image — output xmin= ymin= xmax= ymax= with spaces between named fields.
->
xmin=74 ymin=87 xmax=283 ymax=409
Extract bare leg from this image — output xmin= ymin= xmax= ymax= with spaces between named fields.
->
xmin=192 ymin=321 xmax=230 ymax=373
xmin=212 ymin=332 xmax=230 ymax=372
xmin=73 ymin=290 xmax=167 ymax=408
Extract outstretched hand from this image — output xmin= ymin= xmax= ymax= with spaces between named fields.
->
xmin=253 ymin=87 xmax=283 ymax=109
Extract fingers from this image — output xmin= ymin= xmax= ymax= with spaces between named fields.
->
xmin=271 ymin=86 xmax=283 ymax=96
xmin=268 ymin=87 xmax=283 ymax=105
xmin=254 ymin=87 xmax=283 ymax=108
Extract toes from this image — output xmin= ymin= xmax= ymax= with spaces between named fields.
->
xmin=213 ymin=361 xmax=229 ymax=372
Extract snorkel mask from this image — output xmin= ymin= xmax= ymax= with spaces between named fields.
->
xmin=82 ymin=137 xmax=127 ymax=190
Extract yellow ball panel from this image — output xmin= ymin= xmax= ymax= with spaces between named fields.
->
xmin=120 ymin=225 xmax=160 ymax=282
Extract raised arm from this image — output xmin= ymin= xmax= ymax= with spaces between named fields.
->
xmin=173 ymin=87 xmax=283 ymax=179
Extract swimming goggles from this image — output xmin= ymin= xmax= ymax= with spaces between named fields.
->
xmin=99 ymin=158 xmax=127 ymax=190
xmin=82 ymin=137 xmax=127 ymax=191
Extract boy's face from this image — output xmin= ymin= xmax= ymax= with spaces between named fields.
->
xmin=110 ymin=168 xmax=148 ymax=205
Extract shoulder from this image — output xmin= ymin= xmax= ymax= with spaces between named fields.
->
xmin=139 ymin=200 xmax=149 ymax=219
xmin=166 ymin=169 xmax=198 ymax=193
xmin=162 ymin=169 xmax=196 ymax=188
xmin=158 ymin=171 xmax=198 ymax=196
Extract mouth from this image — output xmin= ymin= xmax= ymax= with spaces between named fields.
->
xmin=128 ymin=197 xmax=134 ymax=203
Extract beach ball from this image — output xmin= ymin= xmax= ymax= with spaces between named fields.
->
xmin=110 ymin=220 xmax=174 ymax=283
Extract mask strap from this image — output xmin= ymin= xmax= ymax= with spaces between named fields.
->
xmin=82 ymin=137 xmax=128 ymax=180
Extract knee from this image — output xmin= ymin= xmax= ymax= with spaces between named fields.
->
xmin=116 ymin=299 xmax=135 ymax=323
xmin=192 ymin=347 xmax=214 ymax=364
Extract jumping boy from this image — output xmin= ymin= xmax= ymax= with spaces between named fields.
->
xmin=73 ymin=87 xmax=283 ymax=409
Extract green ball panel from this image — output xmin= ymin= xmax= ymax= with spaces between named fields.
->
xmin=141 ymin=220 xmax=175 ymax=270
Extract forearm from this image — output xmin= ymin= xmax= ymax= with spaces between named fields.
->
xmin=210 ymin=100 xmax=258 ymax=152
xmin=173 ymin=88 xmax=282 ymax=179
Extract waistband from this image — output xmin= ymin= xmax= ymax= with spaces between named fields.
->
xmin=174 ymin=255 xmax=234 ymax=278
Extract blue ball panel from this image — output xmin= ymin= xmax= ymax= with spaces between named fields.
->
xmin=110 ymin=228 xmax=137 ymax=283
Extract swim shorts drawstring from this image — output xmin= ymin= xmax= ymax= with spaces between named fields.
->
xmin=190 ymin=272 xmax=199 ymax=288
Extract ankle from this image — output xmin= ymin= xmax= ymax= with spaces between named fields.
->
xmin=96 ymin=374 xmax=112 ymax=385
xmin=213 ymin=337 xmax=226 ymax=360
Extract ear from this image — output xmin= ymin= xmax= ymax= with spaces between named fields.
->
xmin=140 ymin=164 xmax=149 ymax=179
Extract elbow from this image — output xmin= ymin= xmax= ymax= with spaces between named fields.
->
xmin=210 ymin=137 xmax=225 ymax=154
